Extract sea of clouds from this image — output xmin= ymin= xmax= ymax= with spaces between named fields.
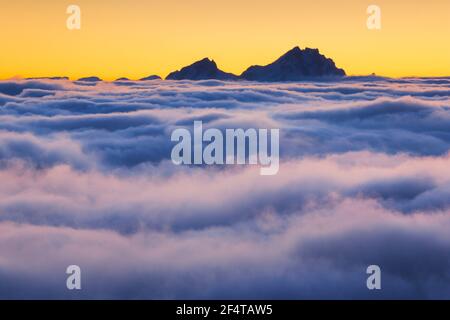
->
xmin=0 ymin=77 xmax=449 ymax=298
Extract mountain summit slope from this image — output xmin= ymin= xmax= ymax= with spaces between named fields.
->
xmin=166 ymin=58 xmax=238 ymax=80
xmin=241 ymin=47 xmax=346 ymax=81
xmin=140 ymin=75 xmax=161 ymax=81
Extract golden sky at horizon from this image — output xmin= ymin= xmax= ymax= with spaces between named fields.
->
xmin=0 ymin=0 xmax=449 ymax=80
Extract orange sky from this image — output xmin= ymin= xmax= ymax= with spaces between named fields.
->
xmin=0 ymin=0 xmax=449 ymax=80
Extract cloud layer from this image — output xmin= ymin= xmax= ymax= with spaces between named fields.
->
xmin=0 ymin=77 xmax=449 ymax=298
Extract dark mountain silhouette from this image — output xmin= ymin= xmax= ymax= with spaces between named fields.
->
xmin=26 ymin=77 xmax=69 ymax=80
xmin=27 ymin=47 xmax=347 ymax=83
xmin=77 ymin=76 xmax=102 ymax=82
xmin=140 ymin=75 xmax=161 ymax=81
xmin=241 ymin=46 xmax=345 ymax=81
xmin=166 ymin=58 xmax=238 ymax=80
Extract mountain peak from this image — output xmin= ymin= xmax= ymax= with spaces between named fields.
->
xmin=166 ymin=58 xmax=237 ymax=80
xmin=277 ymin=46 xmax=303 ymax=62
xmin=140 ymin=75 xmax=161 ymax=81
xmin=241 ymin=47 xmax=346 ymax=81
xmin=287 ymin=46 xmax=302 ymax=54
xmin=191 ymin=58 xmax=218 ymax=70
xmin=77 ymin=76 xmax=102 ymax=82
xmin=198 ymin=57 xmax=215 ymax=64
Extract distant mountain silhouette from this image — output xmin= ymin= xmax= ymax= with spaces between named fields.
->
xmin=27 ymin=47 xmax=347 ymax=83
xmin=241 ymin=47 xmax=345 ymax=81
xmin=77 ymin=76 xmax=102 ymax=82
xmin=140 ymin=75 xmax=161 ymax=81
xmin=166 ymin=58 xmax=238 ymax=80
